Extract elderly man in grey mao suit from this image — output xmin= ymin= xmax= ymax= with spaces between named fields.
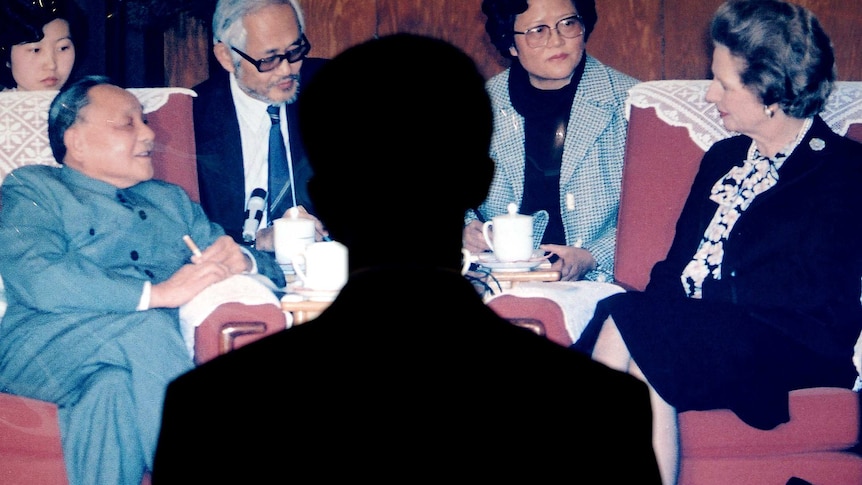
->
xmin=0 ymin=76 xmax=284 ymax=485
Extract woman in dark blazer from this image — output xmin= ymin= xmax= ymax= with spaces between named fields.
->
xmin=573 ymin=1 xmax=862 ymax=484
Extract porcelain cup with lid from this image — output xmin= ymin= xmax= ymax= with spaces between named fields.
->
xmin=292 ymin=241 xmax=348 ymax=292
xmin=274 ymin=208 xmax=316 ymax=265
xmin=482 ymin=203 xmax=534 ymax=262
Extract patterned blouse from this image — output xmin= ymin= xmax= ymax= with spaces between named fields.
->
xmin=681 ymin=118 xmax=814 ymax=298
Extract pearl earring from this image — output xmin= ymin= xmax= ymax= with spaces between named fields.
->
xmin=764 ymin=105 xmax=774 ymax=118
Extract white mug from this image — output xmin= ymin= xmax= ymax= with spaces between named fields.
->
xmin=292 ymin=241 xmax=349 ymax=291
xmin=482 ymin=203 xmax=533 ymax=262
xmin=274 ymin=215 xmax=316 ymax=265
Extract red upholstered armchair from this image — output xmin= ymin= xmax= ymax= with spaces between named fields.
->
xmin=0 ymin=88 xmax=287 ymax=484
xmin=487 ymin=294 xmax=572 ymax=347
xmin=618 ymin=80 xmax=862 ymax=485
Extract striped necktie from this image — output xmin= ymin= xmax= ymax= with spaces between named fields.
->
xmin=267 ymin=104 xmax=291 ymax=221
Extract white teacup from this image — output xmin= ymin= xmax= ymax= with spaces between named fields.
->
xmin=482 ymin=203 xmax=533 ymax=262
xmin=274 ymin=214 xmax=316 ymax=265
xmin=292 ymin=241 xmax=348 ymax=292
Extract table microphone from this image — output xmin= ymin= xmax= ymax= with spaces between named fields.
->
xmin=242 ymin=188 xmax=267 ymax=243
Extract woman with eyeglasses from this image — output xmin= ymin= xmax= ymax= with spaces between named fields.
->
xmin=463 ymin=0 xmax=638 ymax=284
xmin=0 ymin=0 xmax=85 ymax=91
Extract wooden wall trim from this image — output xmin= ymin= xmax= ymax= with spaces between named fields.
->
xmin=164 ymin=0 xmax=861 ymax=88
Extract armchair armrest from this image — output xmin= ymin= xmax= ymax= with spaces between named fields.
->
xmin=179 ymin=274 xmax=289 ymax=364
xmin=193 ymin=302 xmax=287 ymax=365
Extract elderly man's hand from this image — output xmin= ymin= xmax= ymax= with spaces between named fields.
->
xmin=191 ymin=235 xmax=251 ymax=274
xmin=150 ymin=236 xmax=251 ymax=308
xmin=150 ymin=261 xmax=232 ymax=308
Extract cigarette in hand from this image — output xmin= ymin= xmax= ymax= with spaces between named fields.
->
xmin=182 ymin=234 xmax=202 ymax=257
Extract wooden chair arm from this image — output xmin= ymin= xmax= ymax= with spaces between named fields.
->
xmin=194 ymin=302 xmax=286 ymax=364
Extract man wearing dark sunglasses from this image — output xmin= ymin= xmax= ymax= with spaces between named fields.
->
xmin=193 ymin=0 xmax=328 ymax=249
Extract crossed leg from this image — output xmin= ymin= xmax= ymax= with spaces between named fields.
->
xmin=592 ymin=316 xmax=679 ymax=485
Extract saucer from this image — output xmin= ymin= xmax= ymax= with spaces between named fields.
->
xmin=287 ymin=284 xmax=340 ymax=302
xmin=477 ymin=250 xmax=547 ymax=272
xmin=279 ymin=261 xmax=305 ymax=275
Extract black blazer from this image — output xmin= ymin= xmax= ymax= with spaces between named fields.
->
xmin=648 ymin=115 xmax=862 ymax=356
xmin=153 ymin=268 xmax=661 ymax=483
xmin=192 ymin=58 xmax=328 ymax=243
xmin=573 ymin=116 xmax=862 ymax=430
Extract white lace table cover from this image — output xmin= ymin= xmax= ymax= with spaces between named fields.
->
xmin=0 ymin=87 xmax=196 ymax=187
xmin=626 ymin=80 xmax=862 ymax=152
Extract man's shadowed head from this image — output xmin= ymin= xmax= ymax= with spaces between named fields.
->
xmin=299 ymin=33 xmax=493 ymax=265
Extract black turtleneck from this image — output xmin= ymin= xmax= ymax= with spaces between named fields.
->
xmin=508 ymin=55 xmax=585 ymax=245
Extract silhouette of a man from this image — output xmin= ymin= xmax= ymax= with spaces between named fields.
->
xmin=153 ymin=33 xmax=660 ymax=483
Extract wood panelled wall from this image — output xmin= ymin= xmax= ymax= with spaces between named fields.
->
xmin=164 ymin=0 xmax=862 ymax=88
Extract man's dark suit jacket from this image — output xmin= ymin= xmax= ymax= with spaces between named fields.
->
xmin=192 ymin=58 xmax=328 ymax=243
xmin=152 ymin=268 xmax=661 ymax=483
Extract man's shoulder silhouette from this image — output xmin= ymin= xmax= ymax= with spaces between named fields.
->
xmin=153 ymin=33 xmax=660 ymax=484
xmin=156 ymin=266 xmax=657 ymax=482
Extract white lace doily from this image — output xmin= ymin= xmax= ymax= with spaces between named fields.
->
xmin=128 ymin=87 xmax=197 ymax=113
xmin=626 ymin=80 xmax=862 ymax=151
xmin=0 ymin=90 xmax=59 ymax=180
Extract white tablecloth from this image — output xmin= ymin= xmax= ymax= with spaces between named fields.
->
xmin=486 ymin=280 xmax=625 ymax=344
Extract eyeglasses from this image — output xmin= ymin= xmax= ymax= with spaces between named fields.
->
xmin=513 ymin=15 xmax=584 ymax=48
xmin=230 ymin=34 xmax=311 ymax=72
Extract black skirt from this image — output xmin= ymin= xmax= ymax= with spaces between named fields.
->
xmin=573 ymin=291 xmax=857 ymax=430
